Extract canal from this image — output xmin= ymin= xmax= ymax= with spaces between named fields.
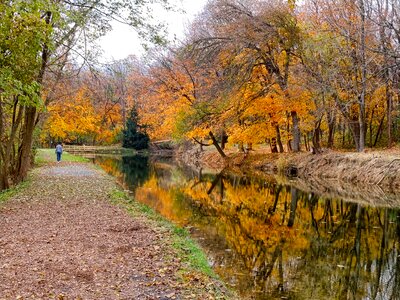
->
xmin=93 ymin=155 xmax=400 ymax=300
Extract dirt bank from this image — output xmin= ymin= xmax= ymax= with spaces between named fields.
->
xmin=177 ymin=145 xmax=400 ymax=207
xmin=190 ymin=148 xmax=400 ymax=188
xmin=293 ymin=151 xmax=400 ymax=188
xmin=287 ymin=151 xmax=400 ymax=207
xmin=0 ymin=158 xmax=232 ymax=299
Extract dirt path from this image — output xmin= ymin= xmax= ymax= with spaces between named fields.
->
xmin=0 ymin=162 xmax=230 ymax=299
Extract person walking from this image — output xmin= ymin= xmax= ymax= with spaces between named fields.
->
xmin=55 ymin=142 xmax=63 ymax=162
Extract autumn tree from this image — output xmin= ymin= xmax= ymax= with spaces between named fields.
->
xmin=0 ymin=0 xmax=172 ymax=191
xmin=183 ymin=0 xmax=304 ymax=152
xmin=92 ymin=0 xmax=400 ymax=157
xmin=301 ymin=0 xmax=396 ymax=151
xmin=369 ymin=0 xmax=400 ymax=147
xmin=131 ymin=49 xmax=204 ymax=141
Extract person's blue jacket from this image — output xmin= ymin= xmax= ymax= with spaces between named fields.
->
xmin=56 ymin=144 xmax=63 ymax=153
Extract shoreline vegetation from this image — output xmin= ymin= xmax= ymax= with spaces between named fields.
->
xmin=0 ymin=149 xmax=233 ymax=299
xmin=176 ymin=144 xmax=400 ymax=207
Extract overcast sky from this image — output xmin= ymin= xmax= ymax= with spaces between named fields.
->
xmin=98 ymin=0 xmax=208 ymax=62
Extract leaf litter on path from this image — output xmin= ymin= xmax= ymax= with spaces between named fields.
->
xmin=0 ymin=162 xmax=232 ymax=299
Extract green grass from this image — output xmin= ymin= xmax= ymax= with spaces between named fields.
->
xmin=35 ymin=148 xmax=89 ymax=164
xmin=108 ymin=188 xmax=215 ymax=278
xmin=0 ymin=177 xmax=31 ymax=204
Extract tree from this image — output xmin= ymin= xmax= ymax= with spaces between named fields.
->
xmin=122 ymin=107 xmax=149 ymax=150
xmin=0 ymin=0 xmax=52 ymax=189
xmin=187 ymin=0 xmax=304 ymax=152
xmin=301 ymin=0 xmax=385 ymax=152
xmin=0 ymin=0 xmax=172 ymax=191
xmin=97 ymin=0 xmax=400 ymax=156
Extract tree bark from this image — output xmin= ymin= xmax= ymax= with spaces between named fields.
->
xmin=291 ymin=111 xmax=301 ymax=152
xmin=349 ymin=120 xmax=361 ymax=151
xmin=327 ymin=110 xmax=336 ymax=148
xmin=16 ymin=11 xmax=52 ymax=182
xmin=270 ymin=138 xmax=278 ymax=153
xmin=16 ymin=107 xmax=37 ymax=181
xmin=312 ymin=119 xmax=322 ymax=154
xmin=303 ymin=134 xmax=309 ymax=152
xmin=275 ymin=125 xmax=284 ymax=153
xmin=220 ymin=129 xmax=228 ymax=150
xmin=386 ymin=84 xmax=392 ymax=147
xmin=358 ymin=0 xmax=367 ymax=152
xmin=373 ymin=114 xmax=385 ymax=147
xmin=209 ymin=131 xmax=226 ymax=158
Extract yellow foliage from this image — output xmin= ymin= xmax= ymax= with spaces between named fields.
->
xmin=42 ymin=86 xmax=122 ymax=144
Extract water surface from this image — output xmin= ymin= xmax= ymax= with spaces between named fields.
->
xmin=93 ymin=155 xmax=400 ymax=300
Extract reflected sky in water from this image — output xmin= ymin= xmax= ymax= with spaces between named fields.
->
xmin=94 ymin=155 xmax=400 ymax=300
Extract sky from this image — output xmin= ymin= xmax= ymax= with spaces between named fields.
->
xmin=98 ymin=0 xmax=208 ymax=62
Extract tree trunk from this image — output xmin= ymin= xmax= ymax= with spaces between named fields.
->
xmin=0 ymin=146 xmax=10 ymax=190
xmin=377 ymin=0 xmax=393 ymax=148
xmin=312 ymin=119 xmax=322 ymax=154
xmin=276 ymin=125 xmax=284 ymax=153
xmin=358 ymin=103 xmax=366 ymax=152
xmin=270 ymin=138 xmax=278 ymax=153
xmin=373 ymin=114 xmax=385 ymax=147
xmin=291 ymin=111 xmax=301 ymax=152
xmin=369 ymin=106 xmax=375 ymax=147
xmin=386 ymin=84 xmax=392 ymax=147
xmin=286 ymin=112 xmax=292 ymax=152
xmin=348 ymin=119 xmax=361 ymax=151
xmin=303 ymin=134 xmax=309 ymax=152
xmin=209 ymin=131 xmax=226 ymax=158
xmin=16 ymin=106 xmax=37 ymax=181
xmin=16 ymin=11 xmax=52 ymax=183
xmin=221 ymin=129 xmax=228 ymax=150
xmin=327 ymin=111 xmax=336 ymax=148
xmin=342 ymin=122 xmax=346 ymax=148
xmin=358 ymin=0 xmax=367 ymax=152
xmin=0 ymin=98 xmax=7 ymax=190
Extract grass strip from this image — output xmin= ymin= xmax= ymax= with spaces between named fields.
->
xmin=108 ymin=188 xmax=215 ymax=278
xmin=0 ymin=178 xmax=31 ymax=204
xmin=35 ymin=148 xmax=89 ymax=164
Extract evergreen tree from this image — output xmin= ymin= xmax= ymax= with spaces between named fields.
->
xmin=122 ymin=107 xmax=150 ymax=150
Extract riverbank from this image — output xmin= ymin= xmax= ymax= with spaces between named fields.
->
xmin=251 ymin=149 xmax=400 ymax=186
xmin=178 ymin=145 xmax=400 ymax=206
xmin=179 ymin=144 xmax=399 ymax=177
xmin=0 ymin=150 xmax=232 ymax=299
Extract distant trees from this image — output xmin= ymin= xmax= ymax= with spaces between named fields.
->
xmin=131 ymin=0 xmax=311 ymax=156
xmin=41 ymin=63 xmax=132 ymax=146
xmin=0 ymin=0 xmax=171 ymax=191
xmin=6 ymin=0 xmax=399 ymax=192
xmin=39 ymin=0 xmax=400 ymax=158
xmin=128 ymin=0 xmax=400 ymax=155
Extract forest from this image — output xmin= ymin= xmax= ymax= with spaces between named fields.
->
xmin=1 ymin=0 xmax=400 ymax=191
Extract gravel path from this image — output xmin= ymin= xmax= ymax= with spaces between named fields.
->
xmin=0 ymin=162 xmax=229 ymax=299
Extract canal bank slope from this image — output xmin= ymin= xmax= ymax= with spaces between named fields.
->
xmin=179 ymin=145 xmax=399 ymax=182
xmin=0 ymin=150 xmax=232 ymax=299
xmin=177 ymin=145 xmax=400 ymax=206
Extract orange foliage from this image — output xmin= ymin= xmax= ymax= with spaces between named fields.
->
xmin=42 ymin=86 xmax=122 ymax=144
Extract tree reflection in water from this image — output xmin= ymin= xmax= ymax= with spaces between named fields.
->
xmin=94 ymin=155 xmax=150 ymax=191
xmin=94 ymin=156 xmax=400 ymax=300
